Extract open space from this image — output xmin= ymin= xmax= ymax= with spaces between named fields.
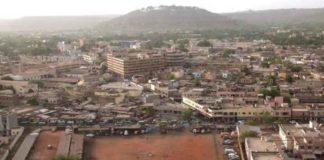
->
xmin=86 ymin=133 xmax=225 ymax=160
xmin=28 ymin=130 xmax=63 ymax=160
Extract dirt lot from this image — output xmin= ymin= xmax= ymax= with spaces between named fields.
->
xmin=86 ymin=132 xmax=225 ymax=160
xmin=28 ymin=130 xmax=63 ymax=160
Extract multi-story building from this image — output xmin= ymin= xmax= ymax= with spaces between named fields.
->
xmin=182 ymin=93 xmax=272 ymax=122
xmin=245 ymin=137 xmax=281 ymax=160
xmin=107 ymin=53 xmax=165 ymax=77
xmin=278 ymin=122 xmax=324 ymax=159
xmin=0 ymin=112 xmax=18 ymax=136
xmin=164 ymin=52 xmax=185 ymax=67
xmin=82 ymin=53 xmax=98 ymax=64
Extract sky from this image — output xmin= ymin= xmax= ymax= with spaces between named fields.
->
xmin=0 ymin=0 xmax=324 ymax=19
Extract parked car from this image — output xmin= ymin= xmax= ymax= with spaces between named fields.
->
xmin=223 ymin=139 xmax=234 ymax=145
xmin=224 ymin=148 xmax=236 ymax=155
xmin=228 ymin=153 xmax=239 ymax=160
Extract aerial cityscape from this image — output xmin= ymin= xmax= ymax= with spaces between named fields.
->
xmin=0 ymin=1 xmax=324 ymax=160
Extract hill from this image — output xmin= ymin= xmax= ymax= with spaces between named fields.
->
xmin=0 ymin=15 xmax=117 ymax=32
xmin=224 ymin=8 xmax=324 ymax=26
xmin=98 ymin=6 xmax=239 ymax=33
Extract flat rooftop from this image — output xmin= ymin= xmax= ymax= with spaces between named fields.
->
xmin=252 ymin=152 xmax=283 ymax=160
xmin=246 ymin=138 xmax=278 ymax=152
xmin=12 ymin=129 xmax=41 ymax=160
xmin=101 ymin=82 xmax=143 ymax=90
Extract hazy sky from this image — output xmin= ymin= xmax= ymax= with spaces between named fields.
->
xmin=1 ymin=0 xmax=324 ymax=19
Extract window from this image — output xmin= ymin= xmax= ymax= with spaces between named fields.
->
xmin=300 ymin=146 xmax=304 ymax=149
xmin=308 ymin=146 xmax=312 ymax=150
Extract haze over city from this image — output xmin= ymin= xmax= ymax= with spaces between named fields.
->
xmin=1 ymin=0 xmax=324 ymax=18
xmin=1 ymin=0 xmax=324 ymax=160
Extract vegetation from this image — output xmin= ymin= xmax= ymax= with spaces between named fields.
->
xmin=259 ymin=87 xmax=281 ymax=98
xmin=266 ymin=75 xmax=278 ymax=86
xmin=168 ymin=73 xmax=176 ymax=80
xmin=285 ymin=75 xmax=294 ymax=83
xmin=239 ymin=131 xmax=258 ymax=142
xmin=31 ymin=81 xmax=45 ymax=88
xmin=193 ymin=79 xmax=201 ymax=87
xmin=182 ymin=109 xmax=193 ymax=120
xmin=245 ymin=112 xmax=275 ymax=125
xmin=143 ymin=106 xmax=156 ymax=117
xmin=27 ymin=98 xmax=39 ymax=106
xmin=197 ymin=40 xmax=212 ymax=47
xmin=1 ymin=76 xmax=13 ymax=80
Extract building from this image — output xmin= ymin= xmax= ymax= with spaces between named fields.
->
xmin=107 ymin=53 xmax=165 ymax=77
xmin=279 ymin=121 xmax=324 ymax=159
xmin=164 ymin=52 xmax=185 ymax=67
xmin=82 ymin=53 xmax=98 ymax=64
xmin=245 ymin=137 xmax=281 ymax=160
xmin=0 ymin=112 xmax=18 ymax=136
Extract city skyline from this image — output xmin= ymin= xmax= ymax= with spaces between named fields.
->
xmin=1 ymin=0 xmax=324 ymax=19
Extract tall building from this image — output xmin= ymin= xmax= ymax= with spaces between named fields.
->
xmin=0 ymin=112 xmax=18 ymax=136
xmin=165 ymin=52 xmax=185 ymax=67
xmin=107 ymin=53 xmax=165 ymax=77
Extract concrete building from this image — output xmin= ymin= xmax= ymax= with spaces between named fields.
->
xmin=165 ymin=52 xmax=185 ymax=67
xmin=279 ymin=121 xmax=324 ymax=159
xmin=245 ymin=137 xmax=281 ymax=160
xmin=107 ymin=53 xmax=165 ymax=77
xmin=0 ymin=112 xmax=18 ymax=136
xmin=82 ymin=53 xmax=98 ymax=64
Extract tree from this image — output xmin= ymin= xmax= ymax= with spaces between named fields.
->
xmin=28 ymin=89 xmax=34 ymax=93
xmin=224 ymin=48 xmax=235 ymax=55
xmin=259 ymin=87 xmax=280 ymax=98
xmin=193 ymin=79 xmax=201 ymax=87
xmin=290 ymin=65 xmax=303 ymax=73
xmin=285 ymin=75 xmax=294 ymax=83
xmin=246 ymin=119 xmax=259 ymax=126
xmin=239 ymin=131 xmax=258 ymax=142
xmin=178 ymin=43 xmax=188 ymax=52
xmin=275 ymin=118 xmax=289 ymax=124
xmin=261 ymin=61 xmax=270 ymax=68
xmin=259 ymin=112 xmax=275 ymax=124
xmin=182 ymin=109 xmax=193 ymax=120
xmin=1 ymin=76 xmax=13 ymax=80
xmin=27 ymin=98 xmax=39 ymax=106
xmin=143 ymin=107 xmax=156 ymax=117
xmin=168 ymin=73 xmax=176 ymax=80
xmin=197 ymin=40 xmax=212 ymax=47
xmin=267 ymin=75 xmax=277 ymax=86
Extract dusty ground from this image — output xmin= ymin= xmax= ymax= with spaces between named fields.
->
xmin=28 ymin=130 xmax=63 ymax=160
xmin=86 ymin=132 xmax=225 ymax=160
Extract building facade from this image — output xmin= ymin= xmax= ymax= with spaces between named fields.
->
xmin=107 ymin=53 xmax=165 ymax=77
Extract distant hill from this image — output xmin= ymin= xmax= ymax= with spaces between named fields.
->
xmin=224 ymin=8 xmax=324 ymax=26
xmin=0 ymin=15 xmax=117 ymax=32
xmin=98 ymin=6 xmax=239 ymax=33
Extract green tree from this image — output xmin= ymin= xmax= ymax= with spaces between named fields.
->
xmin=197 ymin=40 xmax=212 ymax=47
xmin=261 ymin=61 xmax=270 ymax=68
xmin=259 ymin=112 xmax=275 ymax=124
xmin=267 ymin=75 xmax=277 ymax=86
xmin=182 ymin=109 xmax=193 ymax=120
xmin=28 ymin=89 xmax=34 ymax=93
xmin=168 ymin=73 xmax=176 ymax=80
xmin=27 ymin=98 xmax=39 ymax=106
xmin=1 ymin=76 xmax=13 ymax=80
xmin=193 ymin=79 xmax=201 ymax=87
xmin=285 ymin=75 xmax=294 ymax=83
xmin=259 ymin=87 xmax=280 ymax=98
xmin=239 ymin=131 xmax=258 ymax=142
